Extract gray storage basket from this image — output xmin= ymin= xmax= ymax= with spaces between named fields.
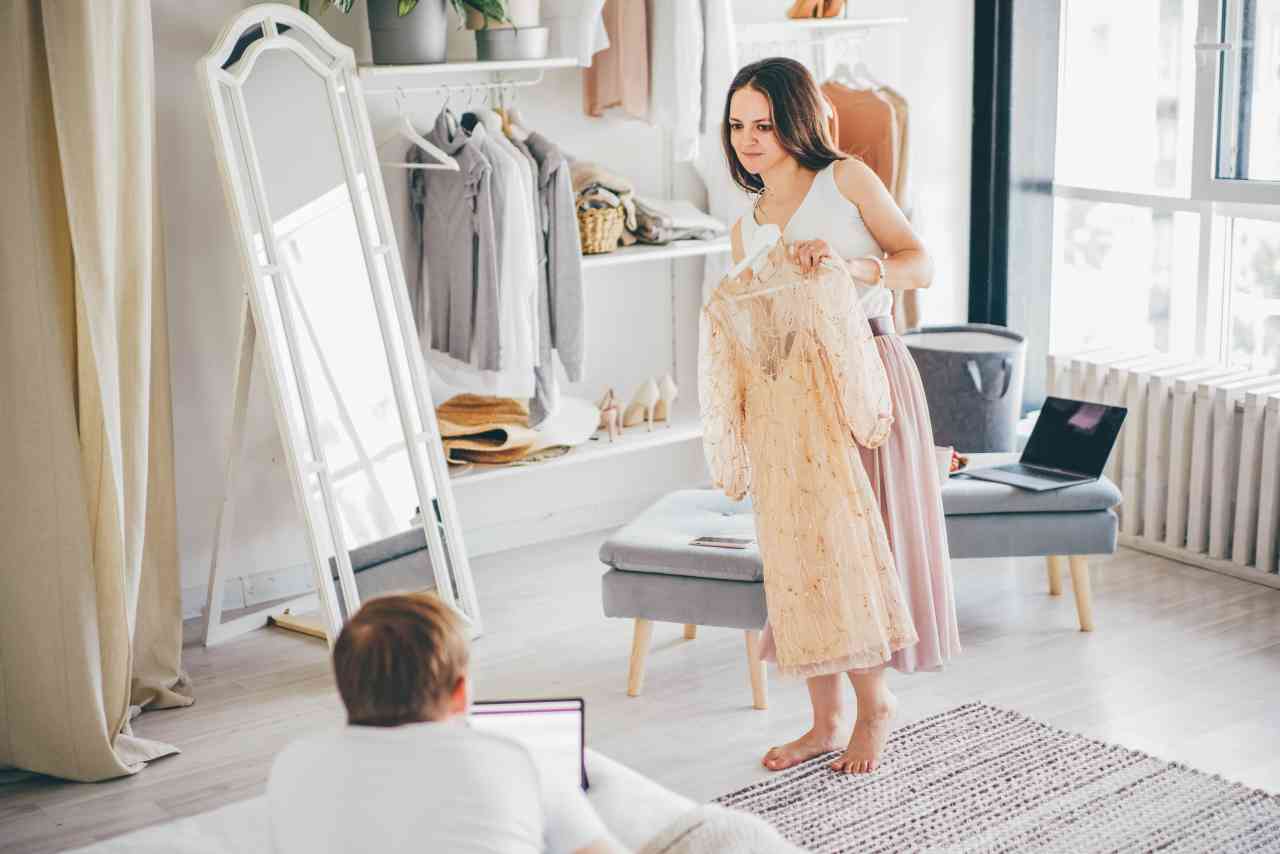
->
xmin=902 ymin=324 xmax=1026 ymax=452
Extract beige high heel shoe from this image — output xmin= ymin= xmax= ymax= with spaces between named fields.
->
xmin=622 ymin=379 xmax=660 ymax=432
xmin=653 ymin=374 xmax=678 ymax=426
xmin=597 ymin=388 xmax=621 ymax=442
xmin=819 ymin=0 xmax=847 ymax=17
xmin=787 ymin=0 xmax=823 ymax=18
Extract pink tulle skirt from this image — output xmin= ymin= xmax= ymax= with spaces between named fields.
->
xmin=761 ymin=332 xmax=962 ymax=674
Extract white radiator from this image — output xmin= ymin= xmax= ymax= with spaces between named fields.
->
xmin=1046 ymin=350 xmax=1280 ymax=587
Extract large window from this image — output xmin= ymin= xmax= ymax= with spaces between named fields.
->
xmin=1050 ymin=0 xmax=1280 ymax=371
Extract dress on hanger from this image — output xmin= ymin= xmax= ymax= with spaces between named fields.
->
xmin=700 ymin=228 xmax=917 ymax=677
xmin=648 ymin=0 xmax=703 ymax=161
xmin=740 ymin=162 xmax=961 ymax=675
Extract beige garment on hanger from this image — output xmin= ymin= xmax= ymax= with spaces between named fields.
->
xmin=583 ymin=0 xmax=650 ymax=120
xmin=820 ymin=81 xmax=898 ymax=195
xmin=700 ymin=240 xmax=917 ymax=676
xmin=877 ymin=84 xmax=920 ymax=330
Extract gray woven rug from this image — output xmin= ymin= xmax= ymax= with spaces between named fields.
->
xmin=715 ymin=703 xmax=1280 ymax=853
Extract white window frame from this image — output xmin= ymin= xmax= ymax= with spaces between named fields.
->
xmin=1191 ymin=0 xmax=1280 ymax=205
xmin=1052 ymin=0 xmax=1280 ymax=365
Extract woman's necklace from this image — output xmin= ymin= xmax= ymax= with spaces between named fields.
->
xmin=753 ymin=185 xmax=770 ymax=225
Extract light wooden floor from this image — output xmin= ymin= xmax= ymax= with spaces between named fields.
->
xmin=3 ymin=538 xmax=1279 ymax=853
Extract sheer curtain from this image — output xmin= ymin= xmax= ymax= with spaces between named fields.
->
xmin=0 ymin=0 xmax=189 ymax=782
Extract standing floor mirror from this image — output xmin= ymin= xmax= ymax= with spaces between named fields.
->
xmin=198 ymin=3 xmax=479 ymax=645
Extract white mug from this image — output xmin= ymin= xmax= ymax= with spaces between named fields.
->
xmin=935 ymin=445 xmax=954 ymax=481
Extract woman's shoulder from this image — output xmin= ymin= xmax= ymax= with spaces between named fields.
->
xmin=831 ymin=156 xmax=879 ymax=195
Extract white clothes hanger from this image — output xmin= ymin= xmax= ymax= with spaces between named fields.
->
xmin=378 ymin=87 xmax=459 ymax=172
xmin=728 ymin=223 xmax=782 ymax=278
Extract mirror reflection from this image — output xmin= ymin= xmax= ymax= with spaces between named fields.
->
xmin=237 ymin=36 xmax=425 ymax=557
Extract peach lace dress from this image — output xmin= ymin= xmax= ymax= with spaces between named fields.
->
xmin=699 ymin=233 xmax=918 ymax=677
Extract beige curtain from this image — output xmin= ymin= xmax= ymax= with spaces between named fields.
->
xmin=0 ymin=0 xmax=190 ymax=782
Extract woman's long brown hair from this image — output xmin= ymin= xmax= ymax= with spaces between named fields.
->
xmin=721 ymin=57 xmax=846 ymax=194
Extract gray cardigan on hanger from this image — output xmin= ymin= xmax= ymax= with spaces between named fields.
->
xmin=408 ymin=109 xmax=502 ymax=371
xmin=526 ymin=131 xmax=585 ymax=383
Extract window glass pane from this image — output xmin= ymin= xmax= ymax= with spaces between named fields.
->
xmin=1228 ymin=218 xmax=1280 ymax=371
xmin=1050 ymin=198 xmax=1200 ymax=354
xmin=1216 ymin=0 xmax=1280 ymax=182
xmin=1056 ymin=0 xmax=1195 ymax=195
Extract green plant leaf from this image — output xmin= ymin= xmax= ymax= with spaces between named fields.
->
xmin=464 ymin=0 xmax=510 ymax=25
xmin=337 ymin=0 xmax=356 ymax=11
xmin=398 ymin=0 xmax=419 ymax=15
xmin=299 ymin=0 xmax=311 ymax=14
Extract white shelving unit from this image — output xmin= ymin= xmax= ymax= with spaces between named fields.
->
xmin=357 ymin=56 xmax=578 ymax=81
xmin=582 ymin=237 xmax=729 ymax=271
xmin=354 ymin=51 xmax=714 ymax=548
xmin=451 ymin=415 xmax=702 ymax=487
xmin=737 ymin=16 xmax=908 ymax=43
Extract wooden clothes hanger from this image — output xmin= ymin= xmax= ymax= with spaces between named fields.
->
xmin=378 ymin=87 xmax=460 ymax=172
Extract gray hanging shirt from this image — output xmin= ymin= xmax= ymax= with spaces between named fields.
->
xmin=408 ymin=109 xmax=501 ymax=370
xmin=525 ymin=131 xmax=585 ymax=382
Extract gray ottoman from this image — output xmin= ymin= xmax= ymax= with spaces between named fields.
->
xmin=600 ymin=453 xmax=1121 ymax=705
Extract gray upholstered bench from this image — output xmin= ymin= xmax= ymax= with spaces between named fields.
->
xmin=600 ymin=453 xmax=1121 ymax=708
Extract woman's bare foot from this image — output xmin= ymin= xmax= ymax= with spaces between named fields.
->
xmin=829 ymin=691 xmax=897 ymax=774
xmin=761 ymin=725 xmax=844 ymax=772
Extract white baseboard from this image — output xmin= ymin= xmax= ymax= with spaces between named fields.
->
xmin=1119 ymin=534 xmax=1280 ymax=590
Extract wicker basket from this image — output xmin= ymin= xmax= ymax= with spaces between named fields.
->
xmin=577 ymin=206 xmax=625 ymax=255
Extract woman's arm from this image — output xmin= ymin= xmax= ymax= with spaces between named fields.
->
xmin=730 ymin=218 xmax=745 ymax=265
xmin=832 ymin=158 xmax=933 ymax=290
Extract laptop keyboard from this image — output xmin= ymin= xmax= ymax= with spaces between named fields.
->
xmin=1004 ymin=463 xmax=1084 ymax=481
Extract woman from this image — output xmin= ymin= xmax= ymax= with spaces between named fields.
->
xmin=721 ymin=57 xmax=961 ymax=774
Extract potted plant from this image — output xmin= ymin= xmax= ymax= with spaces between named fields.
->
xmin=463 ymin=0 xmax=535 ymax=30
xmin=300 ymin=0 xmax=516 ymax=65
xmin=462 ymin=0 xmax=549 ymax=61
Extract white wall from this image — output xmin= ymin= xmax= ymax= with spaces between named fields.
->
xmin=154 ymin=0 xmax=973 ymax=617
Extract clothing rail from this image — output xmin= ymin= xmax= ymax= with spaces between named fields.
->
xmin=362 ymin=69 xmax=548 ymax=98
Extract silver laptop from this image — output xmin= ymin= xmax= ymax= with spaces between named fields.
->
xmin=962 ymin=397 xmax=1127 ymax=492
xmin=469 ymin=698 xmax=589 ymax=791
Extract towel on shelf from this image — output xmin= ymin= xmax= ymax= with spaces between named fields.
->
xmin=632 ymin=197 xmax=727 ymax=245
xmin=576 ymin=185 xmax=625 ymax=212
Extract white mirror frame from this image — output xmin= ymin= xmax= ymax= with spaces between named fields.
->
xmin=198 ymin=3 xmax=480 ymax=645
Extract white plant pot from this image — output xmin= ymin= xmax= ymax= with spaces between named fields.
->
xmin=465 ymin=0 xmax=540 ymax=30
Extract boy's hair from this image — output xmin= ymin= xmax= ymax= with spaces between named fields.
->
xmin=332 ymin=593 xmax=470 ymax=726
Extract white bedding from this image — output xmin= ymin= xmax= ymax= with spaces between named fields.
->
xmin=68 ymin=749 xmax=694 ymax=854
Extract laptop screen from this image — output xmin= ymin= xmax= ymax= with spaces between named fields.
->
xmin=1022 ymin=397 xmax=1127 ymax=477
xmin=469 ymin=698 xmax=587 ymax=791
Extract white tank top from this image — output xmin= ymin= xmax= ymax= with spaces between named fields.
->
xmin=739 ymin=163 xmax=894 ymax=320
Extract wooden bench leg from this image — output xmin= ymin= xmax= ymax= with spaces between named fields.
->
xmin=684 ymin=624 xmax=697 ymax=640
xmin=1068 ymin=556 xmax=1095 ymax=632
xmin=744 ymin=630 xmax=768 ymax=710
xmin=627 ymin=619 xmax=654 ymax=697
xmin=1046 ymin=555 xmax=1064 ymax=596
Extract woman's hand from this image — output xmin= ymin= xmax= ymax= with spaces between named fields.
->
xmin=791 ymin=239 xmax=832 ymax=274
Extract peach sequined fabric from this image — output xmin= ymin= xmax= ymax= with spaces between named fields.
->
xmin=699 ymin=240 xmax=918 ymax=676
